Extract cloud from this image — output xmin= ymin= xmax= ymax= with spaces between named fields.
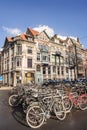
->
xmin=2 ymin=26 xmax=22 ymax=36
xmin=33 ymin=25 xmax=55 ymax=37
xmin=57 ymin=35 xmax=67 ymax=40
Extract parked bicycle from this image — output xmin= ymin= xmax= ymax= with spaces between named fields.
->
xmin=26 ymin=88 xmax=66 ymax=128
xmin=66 ymin=88 xmax=87 ymax=111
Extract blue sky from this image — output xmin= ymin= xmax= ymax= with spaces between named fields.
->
xmin=0 ymin=0 xmax=87 ymax=48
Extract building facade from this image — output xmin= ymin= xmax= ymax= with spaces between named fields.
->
xmin=1 ymin=28 xmax=87 ymax=87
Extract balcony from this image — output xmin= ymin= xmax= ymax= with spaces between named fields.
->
xmin=41 ymin=61 xmax=49 ymax=66
xmin=55 ymin=51 xmax=61 ymax=56
xmin=69 ymin=65 xmax=75 ymax=69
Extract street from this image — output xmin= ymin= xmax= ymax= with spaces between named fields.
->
xmin=0 ymin=88 xmax=87 ymax=130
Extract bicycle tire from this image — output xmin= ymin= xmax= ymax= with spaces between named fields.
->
xmin=79 ymin=95 xmax=87 ymax=110
xmin=54 ymin=102 xmax=66 ymax=120
xmin=26 ymin=105 xmax=45 ymax=128
xmin=63 ymin=97 xmax=73 ymax=112
xmin=8 ymin=94 xmax=19 ymax=107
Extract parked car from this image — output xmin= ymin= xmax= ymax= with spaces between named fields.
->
xmin=42 ymin=79 xmax=59 ymax=86
xmin=62 ymin=79 xmax=71 ymax=83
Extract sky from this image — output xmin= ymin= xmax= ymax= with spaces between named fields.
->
xmin=0 ymin=0 xmax=87 ymax=48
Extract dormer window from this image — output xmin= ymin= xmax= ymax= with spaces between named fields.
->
xmin=27 ymin=36 xmax=32 ymax=41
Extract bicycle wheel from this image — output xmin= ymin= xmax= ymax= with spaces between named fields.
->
xmin=8 ymin=94 xmax=19 ymax=107
xmin=26 ymin=105 xmax=45 ymax=129
xmin=54 ymin=102 xmax=66 ymax=121
xmin=63 ymin=97 xmax=73 ymax=112
xmin=79 ymin=95 xmax=87 ymax=110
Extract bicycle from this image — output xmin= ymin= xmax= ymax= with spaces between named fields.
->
xmin=26 ymin=88 xmax=66 ymax=128
xmin=66 ymin=89 xmax=87 ymax=111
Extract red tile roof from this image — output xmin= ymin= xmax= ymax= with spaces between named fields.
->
xmin=20 ymin=34 xmax=27 ymax=40
xmin=7 ymin=37 xmax=13 ymax=42
xmin=27 ymin=28 xmax=39 ymax=36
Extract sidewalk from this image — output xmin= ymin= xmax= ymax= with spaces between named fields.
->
xmin=0 ymin=86 xmax=13 ymax=90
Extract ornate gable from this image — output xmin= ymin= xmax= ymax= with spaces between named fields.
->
xmin=37 ymin=31 xmax=50 ymax=42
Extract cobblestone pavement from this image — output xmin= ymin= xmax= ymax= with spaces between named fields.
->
xmin=0 ymin=89 xmax=87 ymax=130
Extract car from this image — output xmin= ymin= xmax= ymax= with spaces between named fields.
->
xmin=42 ymin=80 xmax=49 ymax=86
xmin=62 ymin=79 xmax=71 ymax=83
xmin=42 ymin=79 xmax=59 ymax=86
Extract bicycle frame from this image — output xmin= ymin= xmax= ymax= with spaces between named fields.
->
xmin=68 ymin=92 xmax=87 ymax=108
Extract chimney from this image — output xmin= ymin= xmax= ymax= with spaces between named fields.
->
xmin=77 ymin=37 xmax=80 ymax=43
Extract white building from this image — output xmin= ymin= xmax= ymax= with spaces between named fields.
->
xmin=1 ymin=28 xmax=84 ymax=87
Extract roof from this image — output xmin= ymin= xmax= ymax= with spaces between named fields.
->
xmin=6 ymin=37 xmax=13 ymax=42
xmin=7 ymin=34 xmax=28 ymax=42
xmin=20 ymin=34 xmax=27 ymax=40
xmin=26 ymin=28 xmax=39 ymax=36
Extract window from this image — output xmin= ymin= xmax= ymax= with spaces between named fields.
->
xmin=52 ymin=55 xmax=55 ymax=63
xmin=16 ymin=57 xmax=22 ymax=67
xmin=27 ymin=47 xmax=32 ymax=54
xmin=66 ymin=58 xmax=68 ymax=64
xmin=43 ymin=67 xmax=46 ymax=74
xmin=28 ymin=37 xmax=32 ymax=41
xmin=37 ymin=53 xmax=40 ymax=61
xmin=56 ymin=57 xmax=59 ymax=64
xmin=57 ymin=67 xmax=60 ymax=75
xmin=11 ymin=57 xmax=14 ymax=68
xmin=53 ymin=66 xmax=56 ymax=73
xmin=5 ymin=60 xmax=7 ymax=70
xmin=48 ymin=66 xmax=51 ymax=74
xmin=60 ymin=57 xmax=64 ymax=64
xmin=48 ymin=55 xmax=50 ymax=62
xmin=66 ymin=67 xmax=68 ymax=73
xmin=61 ymin=66 xmax=64 ymax=75
xmin=41 ymin=53 xmax=48 ymax=62
xmin=42 ymin=55 xmax=47 ymax=61
xmin=16 ymin=45 xmax=22 ymax=55
xmin=11 ymin=47 xmax=14 ymax=56
xmin=27 ymin=58 xmax=32 ymax=68
xmin=7 ymin=59 xmax=9 ymax=70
